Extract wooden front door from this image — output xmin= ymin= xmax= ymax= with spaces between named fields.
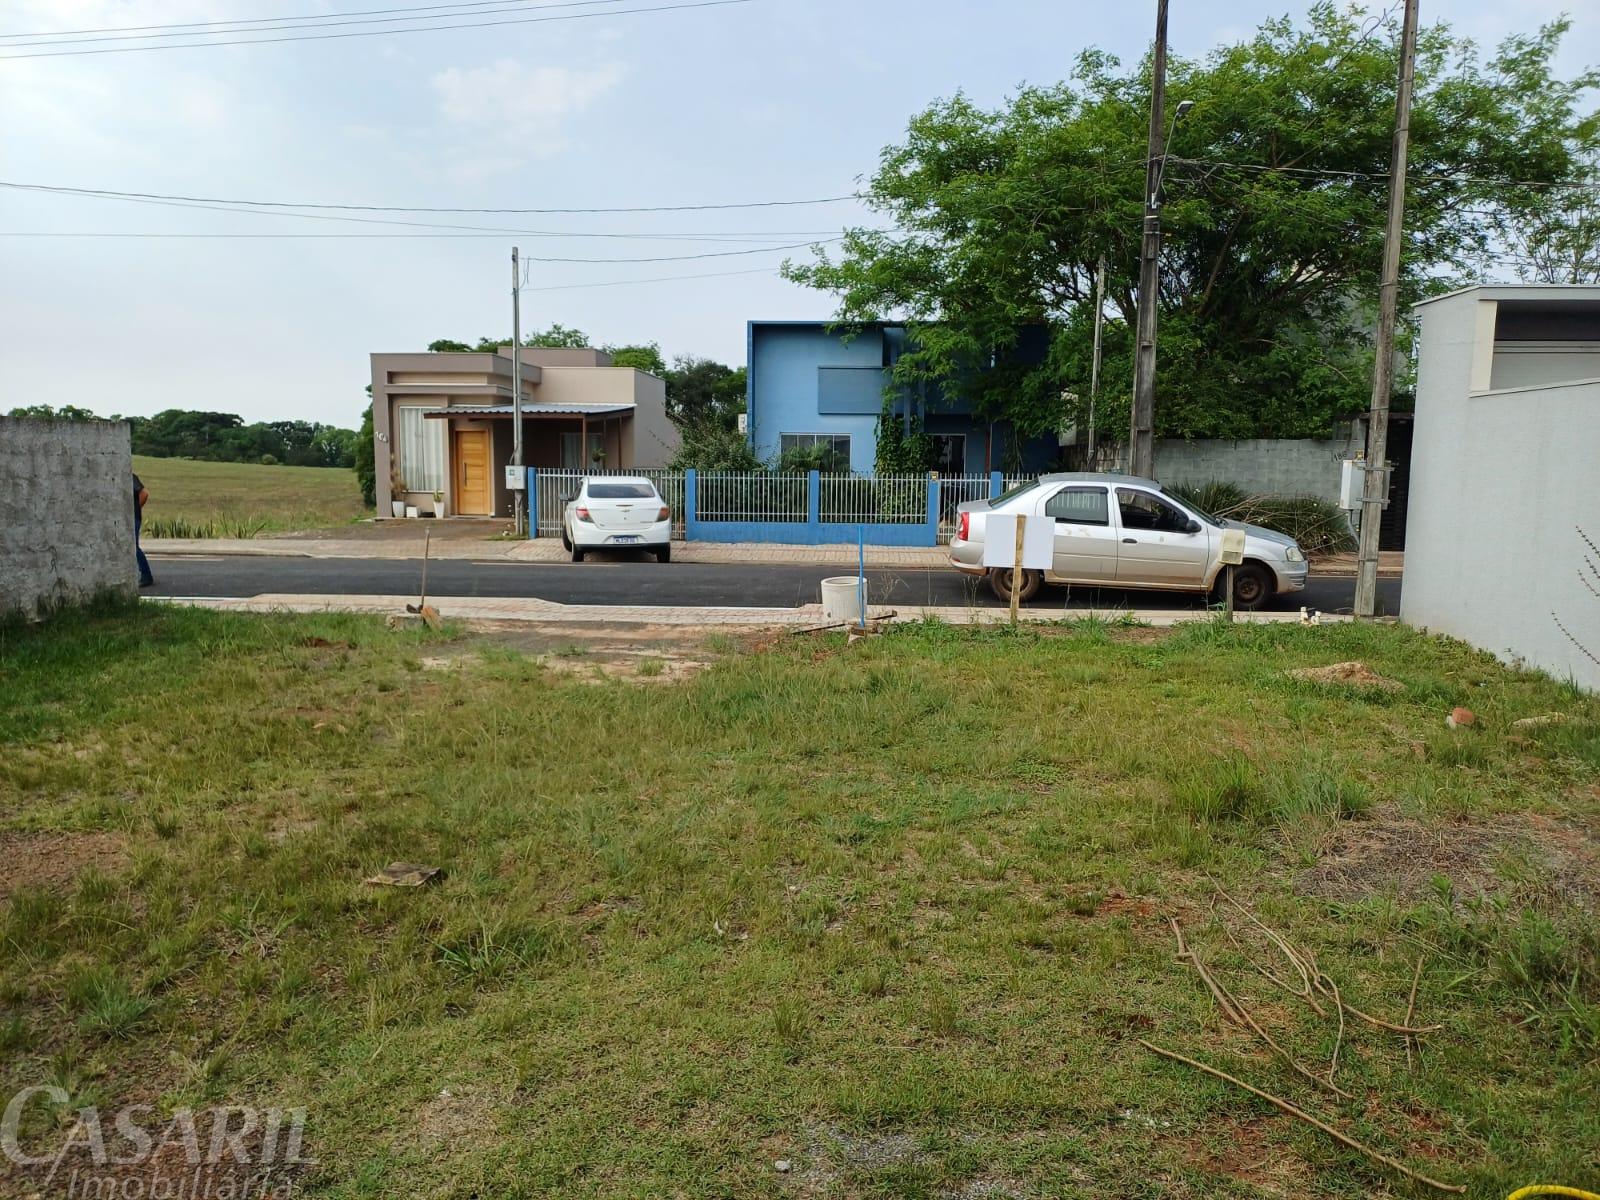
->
xmin=454 ymin=429 xmax=492 ymax=515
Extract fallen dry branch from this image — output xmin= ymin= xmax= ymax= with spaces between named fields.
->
xmin=1212 ymin=883 xmax=1441 ymax=1036
xmin=1170 ymin=918 xmax=1353 ymax=1101
xmin=1138 ymin=1040 xmax=1466 ymax=1194
xmin=1404 ymin=953 xmax=1425 ymax=1073
xmin=1170 ymin=918 xmax=1245 ymax=1025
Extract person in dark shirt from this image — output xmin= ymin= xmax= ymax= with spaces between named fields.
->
xmin=133 ymin=473 xmax=153 ymax=588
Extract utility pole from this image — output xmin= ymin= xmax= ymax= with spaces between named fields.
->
xmin=1087 ymin=256 xmax=1106 ymax=468
xmin=1354 ymin=0 xmax=1419 ymax=617
xmin=1129 ymin=0 xmax=1169 ymax=479
xmin=510 ymin=246 xmax=524 ymax=535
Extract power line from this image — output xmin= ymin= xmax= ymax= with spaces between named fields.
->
xmin=0 ymin=181 xmax=859 ymax=240
xmin=0 ymin=0 xmax=622 ymax=41
xmin=0 ymin=0 xmax=754 ymax=60
xmin=0 ymin=232 xmax=840 ymax=262
xmin=524 ymin=265 xmax=781 ymax=290
xmin=0 ymin=0 xmax=630 ymax=48
xmin=1170 ymin=156 xmax=1600 ymax=192
xmin=0 ymin=178 xmax=861 ymax=215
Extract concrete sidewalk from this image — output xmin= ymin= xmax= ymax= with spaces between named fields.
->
xmin=150 ymin=592 xmax=1350 ymax=628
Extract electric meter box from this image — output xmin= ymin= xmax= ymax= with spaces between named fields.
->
xmin=505 ymin=465 xmax=526 ymax=491
xmin=1339 ymin=458 xmax=1363 ymax=510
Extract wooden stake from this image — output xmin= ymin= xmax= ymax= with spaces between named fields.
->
xmin=1009 ymin=514 xmax=1025 ymax=625
xmin=1138 ymin=1040 xmax=1466 ymax=1194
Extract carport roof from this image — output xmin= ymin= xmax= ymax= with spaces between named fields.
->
xmin=423 ymin=404 xmax=633 ymax=418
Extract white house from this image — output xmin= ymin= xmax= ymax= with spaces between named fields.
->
xmin=1402 ymin=284 xmax=1600 ymax=690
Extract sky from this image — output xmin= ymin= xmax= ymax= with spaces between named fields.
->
xmin=1 ymin=0 xmax=1595 ymax=429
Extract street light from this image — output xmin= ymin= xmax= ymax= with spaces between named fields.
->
xmin=1152 ymin=100 xmax=1196 ymax=204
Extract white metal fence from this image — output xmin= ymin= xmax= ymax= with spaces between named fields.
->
xmin=534 ymin=468 xmax=685 ymax=538
xmin=819 ymin=474 xmax=929 ymax=525
xmin=695 ymin=471 xmax=808 ymax=522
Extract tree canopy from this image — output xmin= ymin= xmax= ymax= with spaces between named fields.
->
xmin=783 ymin=5 xmax=1600 ymax=448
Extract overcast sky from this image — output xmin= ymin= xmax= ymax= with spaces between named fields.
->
xmin=1 ymin=0 xmax=1593 ymax=428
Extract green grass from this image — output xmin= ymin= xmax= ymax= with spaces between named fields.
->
xmin=134 ymin=454 xmax=369 ymax=537
xmin=1 ymin=604 xmax=1597 ymax=1197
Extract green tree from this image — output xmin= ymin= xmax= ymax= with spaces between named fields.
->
xmin=355 ymin=395 xmax=376 ymax=506
xmin=606 ymin=341 xmax=667 ymax=376
xmin=663 ymin=357 xmax=746 ymax=430
xmin=784 ymin=7 xmax=1599 ymax=444
xmin=427 ymin=339 xmax=473 ymax=352
xmin=7 ymin=404 xmax=99 ymax=420
xmin=523 ymin=323 xmax=591 ymax=348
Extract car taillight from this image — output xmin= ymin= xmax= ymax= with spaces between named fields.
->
xmin=958 ymin=511 xmax=970 ymax=542
xmin=575 ymin=505 xmax=592 ymax=522
xmin=657 ymin=506 xmax=670 ymax=521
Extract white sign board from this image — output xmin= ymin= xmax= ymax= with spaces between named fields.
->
xmin=1218 ymin=527 xmax=1246 ymax=565
xmin=982 ymin=514 xmax=1054 ymax=571
xmin=505 ymin=465 xmax=525 ymax=491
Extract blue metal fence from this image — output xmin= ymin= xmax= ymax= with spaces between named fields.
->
xmin=529 ymin=468 xmax=1015 ymax=546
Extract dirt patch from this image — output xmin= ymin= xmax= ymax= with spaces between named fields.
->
xmin=0 ymin=829 xmax=127 ymax=900
xmin=1188 ymin=1115 xmax=1309 ymax=1195
xmin=412 ymin=1085 xmax=504 ymax=1154
xmin=1296 ymin=806 xmax=1600 ymax=910
xmin=1287 ymin=661 xmax=1403 ymax=692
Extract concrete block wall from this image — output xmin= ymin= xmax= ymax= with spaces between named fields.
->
xmin=0 ymin=417 xmax=137 ymax=618
xmin=1152 ymin=433 xmax=1361 ymax=502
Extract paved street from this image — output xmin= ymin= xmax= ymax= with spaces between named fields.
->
xmin=147 ymin=554 xmax=1402 ymax=614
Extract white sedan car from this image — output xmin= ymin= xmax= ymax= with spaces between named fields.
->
xmin=949 ymin=472 xmax=1309 ymax=610
xmin=561 ymin=477 xmax=673 ymax=562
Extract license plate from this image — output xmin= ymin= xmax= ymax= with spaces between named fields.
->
xmin=610 ymin=535 xmax=641 ymax=544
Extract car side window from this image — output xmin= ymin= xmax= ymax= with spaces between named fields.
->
xmin=1044 ymin=486 xmax=1109 ymax=526
xmin=1116 ymin=488 xmax=1190 ymax=533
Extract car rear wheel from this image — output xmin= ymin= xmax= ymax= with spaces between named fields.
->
xmin=1224 ymin=563 xmax=1273 ymax=611
xmin=571 ymin=544 xmax=585 ymax=563
xmin=656 ymin=544 xmax=671 ymax=563
xmin=988 ymin=567 xmax=1042 ymax=605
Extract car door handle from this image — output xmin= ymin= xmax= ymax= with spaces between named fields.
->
xmin=1122 ymin=537 xmax=1137 ymax=544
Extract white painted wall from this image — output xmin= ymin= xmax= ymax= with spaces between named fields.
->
xmin=1402 ymin=289 xmax=1600 ymax=690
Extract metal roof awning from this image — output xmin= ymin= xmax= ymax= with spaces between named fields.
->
xmin=422 ymin=404 xmax=633 ymax=419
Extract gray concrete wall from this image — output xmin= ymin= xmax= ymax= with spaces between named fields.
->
xmin=0 ymin=417 xmax=137 ymax=618
xmin=625 ymin=371 xmax=681 ymax=467
xmin=1403 ymin=288 xmax=1600 ymax=691
xmin=1152 ymin=433 xmax=1361 ymax=501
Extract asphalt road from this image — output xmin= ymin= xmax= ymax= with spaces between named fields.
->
xmin=147 ymin=554 xmax=1402 ymax=615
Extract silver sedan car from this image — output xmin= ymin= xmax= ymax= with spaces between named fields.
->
xmin=949 ymin=472 xmax=1309 ymax=610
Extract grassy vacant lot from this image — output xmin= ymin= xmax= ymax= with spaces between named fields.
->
xmin=134 ymin=455 xmax=369 ymax=537
xmin=1 ymin=607 xmax=1596 ymax=1198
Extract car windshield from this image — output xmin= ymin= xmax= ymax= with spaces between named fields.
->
xmin=587 ymin=483 xmax=656 ymax=499
xmin=1162 ymin=487 xmax=1220 ymax=527
xmin=990 ymin=480 xmax=1042 ymax=507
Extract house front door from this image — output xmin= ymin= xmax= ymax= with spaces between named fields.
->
xmin=454 ymin=429 xmax=492 ymax=515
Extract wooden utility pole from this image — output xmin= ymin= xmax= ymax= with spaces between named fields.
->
xmin=1010 ymin=515 xmax=1025 ymax=625
xmin=1088 ymin=257 xmax=1105 ymax=468
xmin=1355 ymin=0 xmax=1420 ymax=617
xmin=1129 ymin=0 xmax=1170 ymax=479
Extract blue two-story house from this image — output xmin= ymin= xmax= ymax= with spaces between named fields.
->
xmin=745 ymin=320 xmax=1061 ymax=476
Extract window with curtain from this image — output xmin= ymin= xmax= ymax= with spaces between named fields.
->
xmin=394 ymin=407 xmax=445 ymax=492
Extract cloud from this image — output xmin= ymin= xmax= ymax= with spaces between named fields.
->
xmin=429 ymin=58 xmax=626 ymax=153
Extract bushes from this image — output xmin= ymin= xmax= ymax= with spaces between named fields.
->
xmin=1167 ymin=480 xmax=1356 ymax=556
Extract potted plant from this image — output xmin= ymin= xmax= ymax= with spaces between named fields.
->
xmin=432 ymin=490 xmax=446 ymax=518
xmin=591 ymin=447 xmax=607 ymax=467
xmin=390 ymin=470 xmax=408 ymax=518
